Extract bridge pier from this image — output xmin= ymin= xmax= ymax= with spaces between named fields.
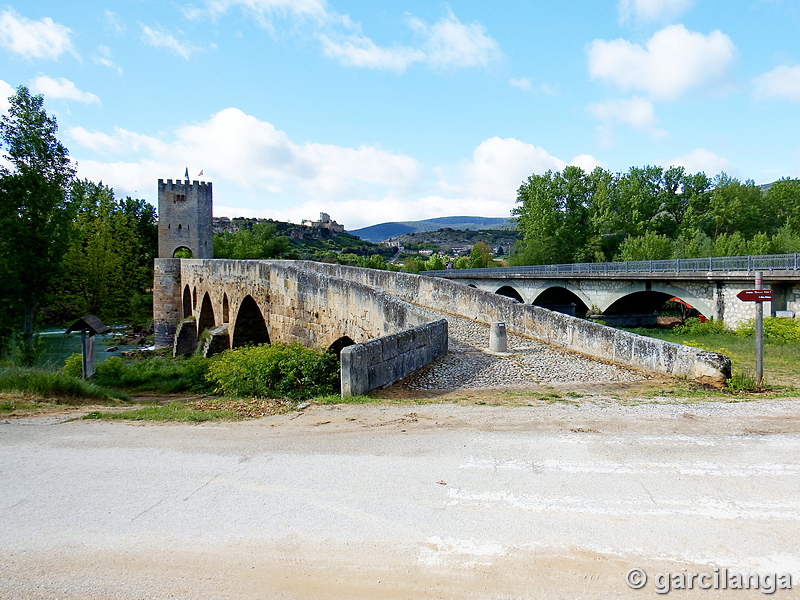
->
xmin=153 ymin=259 xmax=183 ymax=349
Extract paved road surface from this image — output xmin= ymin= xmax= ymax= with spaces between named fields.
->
xmin=2 ymin=401 xmax=800 ymax=599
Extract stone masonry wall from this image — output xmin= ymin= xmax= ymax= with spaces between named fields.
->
xmin=286 ymin=261 xmax=731 ymax=385
xmin=341 ymin=319 xmax=448 ymax=396
xmin=155 ymin=259 xmax=449 ymax=395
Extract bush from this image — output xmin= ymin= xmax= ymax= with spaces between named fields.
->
xmin=88 ymin=355 xmax=213 ymax=393
xmin=735 ymin=317 xmax=800 ymax=343
xmin=207 ymin=342 xmax=339 ymax=400
xmin=674 ymin=317 xmax=727 ymax=335
xmin=63 ymin=353 xmax=83 ymax=378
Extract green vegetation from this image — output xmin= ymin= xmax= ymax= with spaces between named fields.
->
xmin=512 ymin=165 xmax=800 ymax=265
xmin=207 ymin=342 xmax=339 ymax=400
xmin=0 ymin=85 xmax=157 ymax=364
xmin=64 ymin=354 xmax=213 ymax=394
xmin=213 ymin=218 xmax=395 ymax=264
xmin=0 ymin=365 xmax=127 ymax=404
xmin=84 ymin=401 xmax=241 ymax=422
xmin=628 ymin=317 xmax=800 ymax=390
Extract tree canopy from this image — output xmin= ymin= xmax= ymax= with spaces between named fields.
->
xmin=511 ymin=165 xmax=800 ymax=266
xmin=0 ymin=86 xmax=76 ymax=362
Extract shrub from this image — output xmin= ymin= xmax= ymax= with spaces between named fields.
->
xmin=207 ymin=342 xmax=339 ymax=400
xmin=735 ymin=317 xmax=800 ymax=343
xmin=63 ymin=353 xmax=83 ymax=378
xmin=674 ymin=317 xmax=727 ymax=335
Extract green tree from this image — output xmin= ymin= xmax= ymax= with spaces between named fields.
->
xmin=615 ymin=232 xmax=674 ymax=261
xmin=469 ymin=241 xmax=493 ymax=268
xmin=49 ymin=180 xmax=154 ymax=323
xmin=709 ymin=173 xmax=774 ymax=238
xmin=0 ymin=86 xmax=75 ymax=362
xmin=425 ymin=253 xmax=445 ymax=271
xmin=766 ymin=178 xmax=800 ymax=233
xmin=512 ymin=166 xmax=596 ymax=265
xmin=213 ymin=222 xmax=291 ymax=259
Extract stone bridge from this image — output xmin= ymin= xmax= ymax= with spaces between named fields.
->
xmin=153 ymin=259 xmax=731 ymax=394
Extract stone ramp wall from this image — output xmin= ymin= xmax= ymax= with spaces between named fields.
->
xmin=280 ymin=261 xmax=731 ymax=385
xmin=341 ymin=319 xmax=448 ymax=396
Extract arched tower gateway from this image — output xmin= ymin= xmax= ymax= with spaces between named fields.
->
xmin=153 ymin=178 xmax=213 ymax=348
xmin=157 ymin=178 xmax=213 ymax=258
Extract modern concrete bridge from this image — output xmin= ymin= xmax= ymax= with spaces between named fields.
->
xmin=427 ymin=254 xmax=800 ymax=327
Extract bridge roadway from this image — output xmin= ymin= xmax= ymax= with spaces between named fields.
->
xmin=427 ymin=253 xmax=800 ymax=328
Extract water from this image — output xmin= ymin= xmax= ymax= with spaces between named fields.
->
xmin=35 ymin=328 xmax=143 ymax=370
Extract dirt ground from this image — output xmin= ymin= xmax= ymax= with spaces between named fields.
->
xmin=3 ymin=394 xmax=800 ymax=599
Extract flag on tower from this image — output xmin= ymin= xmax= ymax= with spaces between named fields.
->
xmin=198 ymin=169 xmax=204 ymax=177
xmin=184 ymin=167 xmax=189 ymax=180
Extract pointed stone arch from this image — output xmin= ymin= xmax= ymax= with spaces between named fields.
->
xmin=232 ymin=295 xmax=270 ymax=348
xmin=222 ymin=293 xmax=230 ymax=323
xmin=182 ymin=285 xmax=192 ymax=319
xmin=198 ymin=292 xmax=216 ymax=333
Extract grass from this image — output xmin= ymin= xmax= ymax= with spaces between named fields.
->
xmin=625 ymin=326 xmax=800 ymax=392
xmin=83 ymin=401 xmax=241 ymax=422
xmin=0 ymin=366 xmax=129 ymax=406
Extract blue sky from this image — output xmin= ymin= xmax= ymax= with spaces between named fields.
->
xmin=1 ymin=0 xmax=799 ymax=230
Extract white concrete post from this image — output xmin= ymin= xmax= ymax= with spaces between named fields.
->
xmin=489 ymin=322 xmax=507 ymax=352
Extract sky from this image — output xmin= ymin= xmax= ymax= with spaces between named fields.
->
xmin=1 ymin=0 xmax=799 ymax=230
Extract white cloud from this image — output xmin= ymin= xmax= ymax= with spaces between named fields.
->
xmin=588 ymin=25 xmax=735 ymax=101
xmin=93 ymin=46 xmax=123 ymax=76
xmin=319 ymin=33 xmax=424 ymax=71
xmin=438 ymin=137 xmax=601 ymax=216
xmin=410 ymin=12 xmax=501 ymax=69
xmin=509 ymin=77 xmax=556 ymax=96
xmin=30 ymin=76 xmax=100 ymax=104
xmin=618 ymin=0 xmax=694 ymax=24
xmin=588 ymin=96 xmax=668 ymax=142
xmin=103 ymin=10 xmax=126 ymax=35
xmin=753 ymin=65 xmax=800 ymax=101
xmin=0 ymin=79 xmax=16 ymax=113
xmin=670 ymin=148 xmax=730 ymax=174
xmin=0 ymin=9 xmax=74 ymax=60
xmin=67 ymin=109 xmax=590 ymax=228
xmin=141 ymin=24 xmax=199 ymax=59
xmin=185 ymin=0 xmax=329 ymax=23
xmin=321 ymin=12 xmax=501 ymax=72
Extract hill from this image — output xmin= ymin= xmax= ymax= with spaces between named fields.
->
xmin=350 ymin=216 xmax=513 ymax=242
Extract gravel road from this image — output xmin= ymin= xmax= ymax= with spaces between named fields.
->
xmin=2 ymin=400 xmax=800 ymax=599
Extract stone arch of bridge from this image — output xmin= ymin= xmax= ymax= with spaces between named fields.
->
xmin=182 ymin=285 xmax=192 ymax=319
xmin=328 ymin=335 xmax=356 ymax=359
xmin=232 ymin=294 xmax=270 ymax=348
xmin=198 ymin=292 xmax=216 ymax=333
xmin=601 ymin=283 xmax=713 ymax=318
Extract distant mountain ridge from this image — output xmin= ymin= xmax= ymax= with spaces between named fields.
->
xmin=349 ymin=216 xmax=514 ymax=242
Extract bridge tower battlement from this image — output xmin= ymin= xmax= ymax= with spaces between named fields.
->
xmin=157 ymin=178 xmax=213 ymax=259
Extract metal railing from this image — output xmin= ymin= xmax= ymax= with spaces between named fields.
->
xmin=426 ymin=253 xmax=800 ymax=277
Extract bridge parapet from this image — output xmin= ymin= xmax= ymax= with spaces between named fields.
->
xmin=285 ymin=261 xmax=732 ymax=385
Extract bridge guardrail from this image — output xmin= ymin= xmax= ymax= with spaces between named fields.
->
xmin=425 ymin=253 xmax=800 ymax=277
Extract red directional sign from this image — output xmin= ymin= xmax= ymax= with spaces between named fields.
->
xmin=737 ymin=289 xmax=773 ymax=302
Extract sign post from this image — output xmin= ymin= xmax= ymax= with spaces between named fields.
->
xmin=736 ymin=278 xmax=772 ymax=390
xmin=754 ymin=272 xmax=764 ymax=390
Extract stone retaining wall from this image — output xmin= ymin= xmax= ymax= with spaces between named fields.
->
xmin=341 ymin=319 xmax=448 ymax=396
xmin=283 ymin=261 xmax=731 ymax=385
